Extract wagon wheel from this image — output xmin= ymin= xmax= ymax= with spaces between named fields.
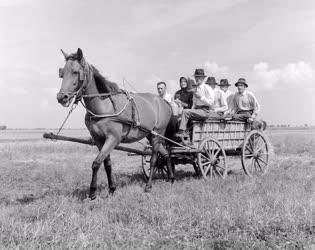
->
xmin=141 ymin=146 xmax=169 ymax=180
xmin=241 ymin=130 xmax=269 ymax=177
xmin=197 ymin=137 xmax=227 ymax=180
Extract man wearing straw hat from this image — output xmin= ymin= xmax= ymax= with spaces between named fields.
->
xmin=230 ymin=78 xmax=260 ymax=122
xmin=177 ymin=68 xmax=214 ymax=141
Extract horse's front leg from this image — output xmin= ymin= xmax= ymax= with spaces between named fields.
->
xmin=104 ymin=155 xmax=116 ymax=195
xmin=89 ymin=136 xmax=118 ymax=200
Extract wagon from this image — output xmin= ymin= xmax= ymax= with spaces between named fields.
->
xmin=141 ymin=119 xmax=270 ymax=179
xmin=44 ymin=119 xmax=270 ymax=180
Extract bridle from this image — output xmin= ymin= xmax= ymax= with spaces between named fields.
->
xmin=58 ymin=57 xmax=135 ymax=118
xmin=58 ymin=57 xmax=93 ymax=104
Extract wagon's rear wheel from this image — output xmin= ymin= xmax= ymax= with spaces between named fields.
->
xmin=197 ymin=137 xmax=227 ymax=179
xmin=241 ymin=130 xmax=269 ymax=177
xmin=141 ymin=146 xmax=170 ymax=180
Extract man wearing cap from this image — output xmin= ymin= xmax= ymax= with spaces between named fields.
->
xmin=230 ymin=78 xmax=260 ymax=122
xmin=219 ymin=79 xmax=234 ymax=112
xmin=205 ymin=76 xmax=228 ymax=117
xmin=177 ymin=69 xmax=214 ymax=139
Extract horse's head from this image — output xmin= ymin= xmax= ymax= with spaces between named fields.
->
xmin=57 ymin=48 xmax=90 ymax=107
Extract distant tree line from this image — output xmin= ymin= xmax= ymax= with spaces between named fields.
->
xmin=0 ymin=125 xmax=7 ymax=130
xmin=269 ymin=124 xmax=313 ymax=128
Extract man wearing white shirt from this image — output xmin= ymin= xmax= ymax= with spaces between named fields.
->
xmin=219 ymin=79 xmax=234 ymax=112
xmin=230 ymin=78 xmax=260 ymax=122
xmin=178 ymin=69 xmax=214 ymax=134
xmin=157 ymin=81 xmax=173 ymax=104
xmin=205 ymin=76 xmax=228 ymax=117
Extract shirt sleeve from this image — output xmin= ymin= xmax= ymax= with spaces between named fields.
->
xmin=199 ymin=85 xmax=214 ymax=106
xmin=192 ymin=95 xmax=196 ymax=109
xmin=249 ymin=92 xmax=260 ymax=117
xmin=215 ymin=90 xmax=228 ymax=112
xmin=229 ymin=93 xmax=237 ymax=114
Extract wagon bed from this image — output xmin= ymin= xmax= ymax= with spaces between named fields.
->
xmin=142 ymin=119 xmax=270 ymax=179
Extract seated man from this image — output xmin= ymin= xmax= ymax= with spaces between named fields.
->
xmin=205 ymin=76 xmax=228 ymax=118
xmin=157 ymin=81 xmax=173 ymax=104
xmin=219 ymin=79 xmax=234 ymax=113
xmin=157 ymin=81 xmax=179 ymax=115
xmin=177 ymin=68 xmax=214 ymax=142
xmin=229 ymin=78 xmax=260 ymax=122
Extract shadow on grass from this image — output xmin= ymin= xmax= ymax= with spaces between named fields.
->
xmin=5 ymin=169 xmax=243 ymax=204
xmin=0 ymin=193 xmax=48 ymax=206
xmin=16 ymin=194 xmax=43 ymax=204
xmin=68 ymin=169 xmax=201 ymax=201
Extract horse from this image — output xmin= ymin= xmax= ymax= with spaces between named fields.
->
xmin=56 ymin=48 xmax=175 ymax=200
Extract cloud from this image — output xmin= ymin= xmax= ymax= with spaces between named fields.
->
xmin=204 ymin=62 xmax=231 ymax=82
xmin=252 ymin=61 xmax=314 ymax=90
xmin=205 ymin=62 xmax=229 ymax=74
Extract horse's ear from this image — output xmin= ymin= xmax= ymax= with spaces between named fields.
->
xmin=77 ymin=48 xmax=83 ymax=61
xmin=60 ymin=49 xmax=69 ymax=60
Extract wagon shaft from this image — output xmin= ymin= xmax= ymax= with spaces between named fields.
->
xmin=43 ymin=132 xmax=151 ymax=156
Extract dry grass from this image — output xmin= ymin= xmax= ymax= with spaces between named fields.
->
xmin=0 ymin=130 xmax=314 ymax=249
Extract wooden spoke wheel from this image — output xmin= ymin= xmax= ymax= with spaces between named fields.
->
xmin=241 ymin=130 xmax=270 ymax=177
xmin=141 ymin=146 xmax=169 ymax=180
xmin=197 ymin=137 xmax=227 ymax=180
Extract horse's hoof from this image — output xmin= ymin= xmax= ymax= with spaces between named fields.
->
xmin=144 ymin=185 xmax=152 ymax=193
xmin=109 ymin=187 xmax=116 ymax=195
xmin=89 ymin=193 xmax=96 ymax=200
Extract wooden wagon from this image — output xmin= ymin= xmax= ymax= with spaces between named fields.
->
xmin=141 ymin=120 xmax=270 ymax=179
xmin=44 ymin=120 xmax=270 ymax=180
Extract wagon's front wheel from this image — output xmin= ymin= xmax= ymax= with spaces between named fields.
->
xmin=241 ymin=130 xmax=269 ymax=177
xmin=197 ymin=137 xmax=227 ymax=180
xmin=141 ymin=146 xmax=169 ymax=180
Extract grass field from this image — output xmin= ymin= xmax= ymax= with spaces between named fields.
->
xmin=0 ymin=129 xmax=314 ymax=249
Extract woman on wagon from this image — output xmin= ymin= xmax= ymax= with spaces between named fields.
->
xmin=173 ymin=76 xmax=193 ymax=117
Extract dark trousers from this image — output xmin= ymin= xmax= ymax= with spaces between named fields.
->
xmin=232 ymin=111 xmax=253 ymax=121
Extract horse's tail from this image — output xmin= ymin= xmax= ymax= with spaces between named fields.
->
xmin=164 ymin=115 xmax=179 ymax=144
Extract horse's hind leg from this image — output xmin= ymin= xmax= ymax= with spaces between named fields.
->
xmin=144 ymin=136 xmax=159 ymax=193
xmin=104 ymin=155 xmax=116 ymax=195
xmin=158 ymin=143 xmax=174 ymax=183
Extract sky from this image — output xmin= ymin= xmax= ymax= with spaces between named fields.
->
xmin=0 ymin=0 xmax=314 ymax=128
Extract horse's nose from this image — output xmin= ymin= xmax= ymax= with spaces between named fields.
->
xmin=56 ymin=92 xmax=68 ymax=103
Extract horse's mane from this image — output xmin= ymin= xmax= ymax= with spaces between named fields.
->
xmin=91 ymin=65 xmax=120 ymax=93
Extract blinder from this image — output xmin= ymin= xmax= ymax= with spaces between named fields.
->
xmin=59 ymin=68 xmax=64 ymax=78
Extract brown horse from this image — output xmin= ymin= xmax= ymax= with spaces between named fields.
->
xmin=56 ymin=48 xmax=175 ymax=199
